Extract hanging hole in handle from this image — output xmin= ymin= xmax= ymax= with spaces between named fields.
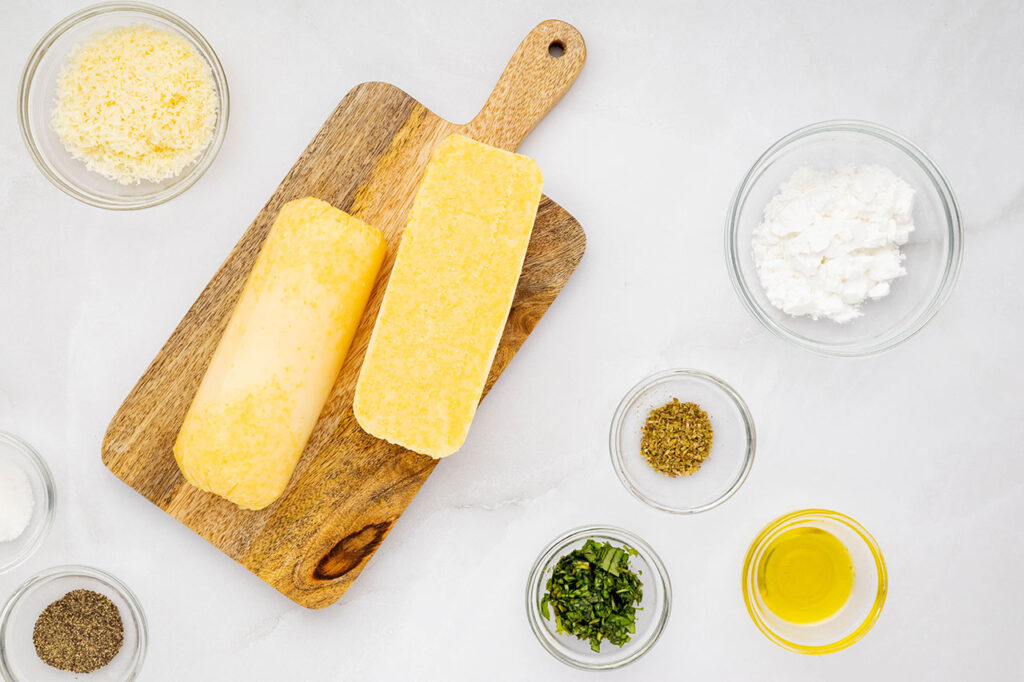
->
xmin=548 ymin=40 xmax=565 ymax=58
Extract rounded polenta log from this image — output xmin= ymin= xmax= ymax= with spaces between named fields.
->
xmin=174 ymin=198 xmax=386 ymax=510
xmin=353 ymin=135 xmax=543 ymax=458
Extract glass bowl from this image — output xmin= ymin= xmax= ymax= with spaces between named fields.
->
xmin=725 ymin=120 xmax=963 ymax=357
xmin=526 ymin=526 xmax=671 ymax=670
xmin=0 ymin=565 xmax=148 ymax=680
xmin=0 ymin=432 xmax=56 ymax=574
xmin=742 ymin=509 xmax=887 ymax=654
xmin=18 ymin=2 xmax=230 ymax=210
xmin=610 ymin=369 xmax=755 ymax=514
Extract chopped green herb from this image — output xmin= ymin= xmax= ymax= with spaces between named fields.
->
xmin=541 ymin=539 xmax=643 ymax=652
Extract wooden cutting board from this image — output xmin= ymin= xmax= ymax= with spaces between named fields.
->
xmin=102 ymin=20 xmax=586 ymax=608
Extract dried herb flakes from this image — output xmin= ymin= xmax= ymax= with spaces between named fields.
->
xmin=640 ymin=398 xmax=713 ymax=476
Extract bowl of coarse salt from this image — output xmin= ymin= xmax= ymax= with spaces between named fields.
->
xmin=726 ymin=120 xmax=963 ymax=357
xmin=0 ymin=432 xmax=56 ymax=574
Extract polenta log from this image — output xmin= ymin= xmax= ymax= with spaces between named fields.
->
xmin=353 ymin=135 xmax=543 ymax=458
xmin=174 ymin=198 xmax=385 ymax=509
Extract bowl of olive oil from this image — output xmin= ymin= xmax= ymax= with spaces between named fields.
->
xmin=742 ymin=509 xmax=887 ymax=654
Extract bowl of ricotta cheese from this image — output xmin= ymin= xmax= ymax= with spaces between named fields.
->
xmin=725 ymin=120 xmax=963 ymax=357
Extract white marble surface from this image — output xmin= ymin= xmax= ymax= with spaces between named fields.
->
xmin=1 ymin=0 xmax=1022 ymax=679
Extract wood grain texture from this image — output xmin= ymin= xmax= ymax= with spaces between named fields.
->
xmin=102 ymin=20 xmax=587 ymax=608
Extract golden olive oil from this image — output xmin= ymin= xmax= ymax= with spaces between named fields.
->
xmin=756 ymin=527 xmax=854 ymax=624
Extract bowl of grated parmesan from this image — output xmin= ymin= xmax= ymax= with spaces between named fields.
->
xmin=19 ymin=2 xmax=229 ymax=210
xmin=726 ymin=120 xmax=963 ymax=357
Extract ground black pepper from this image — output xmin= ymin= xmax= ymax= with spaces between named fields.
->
xmin=33 ymin=589 xmax=124 ymax=673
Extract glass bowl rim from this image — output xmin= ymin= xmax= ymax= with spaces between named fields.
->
xmin=0 ymin=431 xmax=57 ymax=575
xmin=17 ymin=1 xmax=231 ymax=210
xmin=0 ymin=564 xmax=149 ymax=680
xmin=609 ymin=368 xmax=756 ymax=514
xmin=741 ymin=508 xmax=888 ymax=655
xmin=525 ymin=525 xmax=672 ymax=670
xmin=724 ymin=119 xmax=964 ymax=358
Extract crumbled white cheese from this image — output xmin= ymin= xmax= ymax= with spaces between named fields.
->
xmin=0 ymin=459 xmax=34 ymax=542
xmin=52 ymin=24 xmax=218 ymax=185
xmin=752 ymin=165 xmax=915 ymax=323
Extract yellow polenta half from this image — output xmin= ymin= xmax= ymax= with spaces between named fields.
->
xmin=174 ymin=198 xmax=386 ymax=509
xmin=354 ymin=135 xmax=543 ymax=458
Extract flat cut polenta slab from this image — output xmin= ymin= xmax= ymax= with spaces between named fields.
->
xmin=174 ymin=198 xmax=386 ymax=509
xmin=354 ymin=134 xmax=543 ymax=458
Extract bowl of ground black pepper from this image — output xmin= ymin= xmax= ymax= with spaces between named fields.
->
xmin=609 ymin=369 xmax=756 ymax=514
xmin=0 ymin=565 xmax=146 ymax=680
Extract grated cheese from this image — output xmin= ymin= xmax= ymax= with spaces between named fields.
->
xmin=52 ymin=24 xmax=219 ymax=185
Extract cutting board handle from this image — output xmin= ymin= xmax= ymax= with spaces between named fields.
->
xmin=464 ymin=19 xmax=586 ymax=151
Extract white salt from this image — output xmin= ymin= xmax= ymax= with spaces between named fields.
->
xmin=0 ymin=459 xmax=34 ymax=541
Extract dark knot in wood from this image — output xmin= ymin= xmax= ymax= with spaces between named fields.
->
xmin=314 ymin=521 xmax=393 ymax=580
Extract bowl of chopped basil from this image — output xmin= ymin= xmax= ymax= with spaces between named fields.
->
xmin=526 ymin=526 xmax=671 ymax=670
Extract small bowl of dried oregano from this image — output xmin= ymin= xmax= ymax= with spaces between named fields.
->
xmin=609 ymin=368 xmax=756 ymax=514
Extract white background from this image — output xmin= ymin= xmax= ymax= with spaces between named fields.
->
xmin=2 ymin=0 xmax=1022 ymax=679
